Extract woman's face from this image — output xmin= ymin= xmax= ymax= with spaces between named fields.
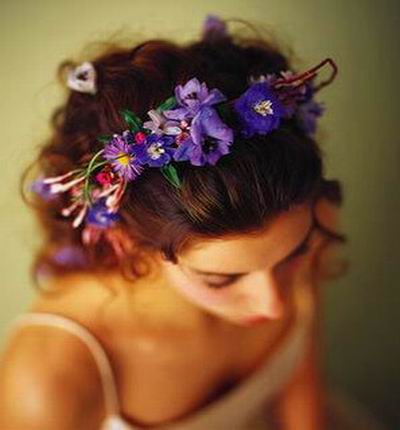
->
xmin=160 ymin=203 xmax=315 ymax=327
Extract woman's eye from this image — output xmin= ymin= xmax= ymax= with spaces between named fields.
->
xmin=202 ymin=243 xmax=311 ymax=289
xmin=203 ymin=278 xmax=235 ymax=289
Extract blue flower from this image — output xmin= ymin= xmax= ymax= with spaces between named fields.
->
xmin=234 ymin=82 xmax=286 ymax=138
xmin=141 ymin=133 xmax=176 ymax=167
xmin=86 ymin=199 xmax=120 ymax=229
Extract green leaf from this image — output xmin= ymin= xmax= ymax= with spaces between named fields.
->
xmin=97 ymin=134 xmax=113 ymax=144
xmin=215 ymin=102 xmax=231 ymax=121
xmin=119 ymin=109 xmax=143 ymax=133
xmin=160 ymin=164 xmax=181 ymax=188
xmin=156 ymin=96 xmax=177 ymax=113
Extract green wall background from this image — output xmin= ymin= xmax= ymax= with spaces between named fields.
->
xmin=1 ymin=0 xmax=399 ymax=428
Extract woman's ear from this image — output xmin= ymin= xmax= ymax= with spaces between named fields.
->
xmin=314 ymin=197 xmax=341 ymax=233
xmin=311 ymin=197 xmax=350 ymax=283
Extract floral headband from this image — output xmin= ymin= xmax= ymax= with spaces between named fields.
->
xmin=31 ymin=56 xmax=337 ymax=255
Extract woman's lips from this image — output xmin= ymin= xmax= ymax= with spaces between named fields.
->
xmin=240 ymin=315 xmax=270 ymax=326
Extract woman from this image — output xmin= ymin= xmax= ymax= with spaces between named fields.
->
xmin=0 ymin=14 xmax=386 ymax=430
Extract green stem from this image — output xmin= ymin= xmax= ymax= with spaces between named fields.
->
xmin=83 ymin=149 xmax=105 ymax=204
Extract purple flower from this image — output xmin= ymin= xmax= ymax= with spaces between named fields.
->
xmin=141 ymin=133 xmax=176 ymax=167
xmin=201 ymin=14 xmax=228 ymax=42
xmin=86 ymin=199 xmax=120 ymax=228
xmin=30 ymin=176 xmax=57 ymax=201
xmin=163 ymin=78 xmax=227 ymax=121
xmin=51 ymin=245 xmax=88 ymax=267
xmin=174 ymin=106 xmax=234 ymax=166
xmin=295 ymin=99 xmax=325 ymax=137
xmin=172 ymin=133 xmax=196 ymax=163
xmin=103 ymin=134 xmax=145 ymax=182
xmin=234 ymin=82 xmax=286 ymax=138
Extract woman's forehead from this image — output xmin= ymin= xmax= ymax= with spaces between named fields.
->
xmin=178 ymin=204 xmax=313 ymax=273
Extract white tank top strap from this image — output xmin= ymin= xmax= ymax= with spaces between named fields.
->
xmin=5 ymin=312 xmax=121 ymax=418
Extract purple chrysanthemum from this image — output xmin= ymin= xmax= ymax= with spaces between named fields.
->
xmin=163 ymin=78 xmax=227 ymax=121
xmin=234 ymin=82 xmax=286 ymax=138
xmin=141 ymin=133 xmax=176 ymax=167
xmin=103 ymin=134 xmax=145 ymax=181
xmin=85 ymin=199 xmax=120 ymax=229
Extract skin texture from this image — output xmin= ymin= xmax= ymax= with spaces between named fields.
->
xmin=0 ymin=198 xmax=338 ymax=429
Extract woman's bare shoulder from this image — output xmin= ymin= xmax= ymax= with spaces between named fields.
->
xmin=0 ymin=319 xmax=104 ymax=429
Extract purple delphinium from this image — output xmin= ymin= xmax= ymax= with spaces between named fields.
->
xmin=141 ymin=134 xmax=176 ymax=168
xmin=173 ymin=106 xmax=233 ymax=166
xmin=103 ymin=134 xmax=145 ymax=182
xmin=85 ymin=199 xmax=120 ymax=229
xmin=234 ymin=82 xmax=286 ymax=138
xmin=163 ymin=78 xmax=227 ymax=121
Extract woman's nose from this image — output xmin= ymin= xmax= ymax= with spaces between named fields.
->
xmin=243 ymin=270 xmax=286 ymax=319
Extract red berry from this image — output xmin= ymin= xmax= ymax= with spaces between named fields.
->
xmin=135 ymin=131 xmax=147 ymax=144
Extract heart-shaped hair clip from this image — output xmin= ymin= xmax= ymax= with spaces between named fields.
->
xmin=66 ymin=61 xmax=97 ymax=95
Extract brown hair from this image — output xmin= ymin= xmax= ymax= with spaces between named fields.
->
xmin=20 ymin=19 xmax=349 ymax=293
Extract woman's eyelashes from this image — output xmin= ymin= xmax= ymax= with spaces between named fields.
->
xmin=203 ymin=276 xmax=238 ymax=289
xmin=203 ymin=241 xmax=312 ymax=289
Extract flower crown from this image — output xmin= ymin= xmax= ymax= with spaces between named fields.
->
xmin=31 ymin=57 xmax=337 ymax=253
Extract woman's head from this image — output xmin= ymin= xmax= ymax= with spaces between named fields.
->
xmin=159 ymin=201 xmax=314 ymax=325
xmin=21 ymin=17 xmax=346 ymax=295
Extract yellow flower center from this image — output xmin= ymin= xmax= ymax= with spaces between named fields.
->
xmin=117 ymin=152 xmax=132 ymax=166
xmin=253 ymin=99 xmax=274 ymax=116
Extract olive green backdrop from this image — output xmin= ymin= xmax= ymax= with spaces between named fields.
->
xmin=1 ymin=0 xmax=399 ymax=428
